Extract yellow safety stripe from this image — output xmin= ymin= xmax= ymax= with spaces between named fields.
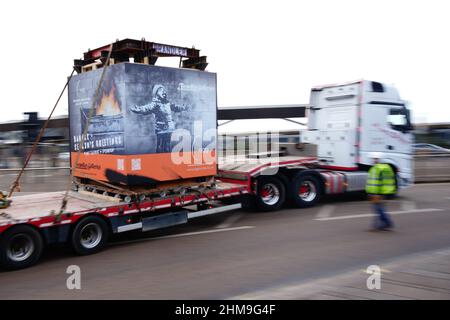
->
xmin=366 ymin=163 xmax=397 ymax=195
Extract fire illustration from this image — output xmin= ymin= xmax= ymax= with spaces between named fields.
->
xmin=96 ymin=85 xmax=121 ymax=116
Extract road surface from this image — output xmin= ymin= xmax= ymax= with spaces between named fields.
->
xmin=0 ymin=175 xmax=450 ymax=299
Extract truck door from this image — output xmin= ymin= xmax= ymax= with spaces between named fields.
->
xmin=361 ymin=104 xmax=413 ymax=157
xmin=360 ymin=103 xmax=414 ymax=187
xmin=386 ymin=106 xmax=414 ymax=155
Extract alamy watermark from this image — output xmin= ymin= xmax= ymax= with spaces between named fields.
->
xmin=66 ymin=265 xmax=81 ymax=290
xmin=366 ymin=265 xmax=381 ymax=290
xmin=169 ymin=121 xmax=281 ymax=175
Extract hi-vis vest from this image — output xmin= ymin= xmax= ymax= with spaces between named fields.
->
xmin=365 ymin=163 xmax=397 ymax=195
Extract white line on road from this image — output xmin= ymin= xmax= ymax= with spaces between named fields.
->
xmin=216 ymin=213 xmax=244 ymax=229
xmin=411 ymin=182 xmax=450 ymax=187
xmin=10 ymin=192 xmax=42 ymax=196
xmin=155 ymin=226 xmax=254 ymax=239
xmin=26 ymin=174 xmax=54 ymax=178
xmin=315 ymin=205 xmax=336 ymax=219
xmin=0 ymin=167 xmax=69 ymax=172
xmin=315 ymin=208 xmax=444 ymax=221
xmin=112 ymin=226 xmax=255 ymax=246
xmin=401 ymin=200 xmax=416 ymax=211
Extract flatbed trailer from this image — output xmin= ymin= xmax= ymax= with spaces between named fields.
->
xmin=0 ymin=177 xmax=249 ymax=269
xmin=0 ymin=155 xmax=373 ymax=270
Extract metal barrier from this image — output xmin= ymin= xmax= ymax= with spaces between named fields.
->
xmin=414 ymin=153 xmax=450 ymax=183
xmin=1 ymin=141 xmax=450 ymax=184
xmin=218 ymin=133 xmax=450 ymax=183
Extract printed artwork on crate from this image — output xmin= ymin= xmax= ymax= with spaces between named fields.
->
xmin=68 ymin=63 xmax=218 ymax=185
xmin=70 ymin=65 xmax=125 ymax=155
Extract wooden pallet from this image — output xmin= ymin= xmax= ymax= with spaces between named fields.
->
xmin=81 ymin=59 xmax=115 ymax=73
xmin=72 ymin=176 xmax=216 ymax=203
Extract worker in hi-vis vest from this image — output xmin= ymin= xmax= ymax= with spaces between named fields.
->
xmin=365 ymin=152 xmax=397 ymax=230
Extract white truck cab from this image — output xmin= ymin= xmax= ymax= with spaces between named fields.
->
xmin=302 ymin=80 xmax=414 ymax=188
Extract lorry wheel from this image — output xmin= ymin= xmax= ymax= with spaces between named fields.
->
xmin=71 ymin=216 xmax=109 ymax=255
xmin=0 ymin=225 xmax=43 ymax=270
xmin=290 ymin=173 xmax=322 ymax=208
xmin=255 ymin=176 xmax=286 ymax=211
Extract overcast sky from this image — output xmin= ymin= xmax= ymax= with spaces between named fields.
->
xmin=1 ymin=0 xmax=449 ymax=131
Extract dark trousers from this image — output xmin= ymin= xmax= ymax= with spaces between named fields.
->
xmin=156 ymin=132 xmax=172 ymax=153
xmin=371 ymin=197 xmax=394 ymax=229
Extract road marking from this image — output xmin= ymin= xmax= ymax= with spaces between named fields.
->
xmin=315 ymin=208 xmax=443 ymax=221
xmin=216 ymin=213 xmax=244 ymax=229
xmin=316 ymin=205 xmax=336 ymax=219
xmin=112 ymin=226 xmax=255 ymax=246
xmin=10 ymin=192 xmax=42 ymax=196
xmin=360 ymin=268 xmax=391 ymax=273
xmin=156 ymin=226 xmax=254 ymax=239
xmin=0 ymin=166 xmax=69 ymax=172
xmin=28 ymin=174 xmax=54 ymax=178
xmin=401 ymin=200 xmax=416 ymax=211
xmin=413 ymin=182 xmax=450 ymax=187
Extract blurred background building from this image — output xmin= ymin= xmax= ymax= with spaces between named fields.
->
xmin=0 ymin=112 xmax=69 ymax=169
xmin=0 ymin=112 xmax=449 ymax=182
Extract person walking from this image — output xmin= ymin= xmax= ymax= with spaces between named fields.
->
xmin=365 ymin=152 xmax=397 ymax=231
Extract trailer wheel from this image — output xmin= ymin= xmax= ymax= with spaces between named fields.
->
xmin=255 ymin=176 xmax=286 ymax=211
xmin=0 ymin=225 xmax=43 ymax=270
xmin=71 ymin=216 xmax=109 ymax=255
xmin=290 ymin=173 xmax=322 ymax=208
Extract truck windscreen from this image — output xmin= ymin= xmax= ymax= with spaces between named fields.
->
xmin=388 ymin=107 xmax=413 ymax=132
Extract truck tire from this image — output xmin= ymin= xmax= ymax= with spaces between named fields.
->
xmin=290 ymin=172 xmax=322 ymax=208
xmin=255 ymin=176 xmax=286 ymax=211
xmin=0 ymin=225 xmax=44 ymax=270
xmin=71 ymin=216 xmax=109 ymax=255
